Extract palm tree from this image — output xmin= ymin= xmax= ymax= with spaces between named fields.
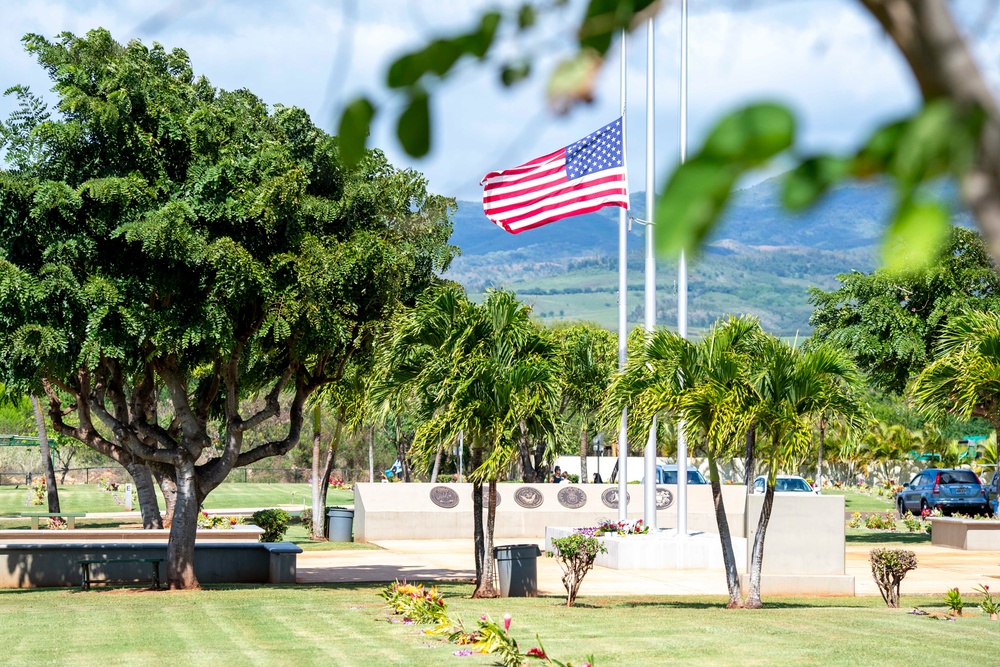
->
xmin=373 ymin=286 xmax=560 ymax=597
xmin=556 ymin=323 xmax=616 ymax=483
xmin=605 ymin=315 xmax=763 ymax=608
xmin=913 ymin=310 xmax=1000 ymax=432
xmin=744 ymin=338 xmax=863 ymax=609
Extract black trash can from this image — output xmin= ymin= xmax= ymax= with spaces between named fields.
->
xmin=493 ymin=544 xmax=541 ymax=597
xmin=326 ymin=507 xmax=354 ymax=542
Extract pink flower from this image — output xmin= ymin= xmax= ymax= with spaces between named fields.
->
xmin=526 ymin=648 xmax=547 ymax=659
xmin=480 ymin=614 xmax=487 ymax=621
xmin=503 ymin=613 xmax=511 ymax=631
xmin=453 ymin=649 xmax=473 ymax=657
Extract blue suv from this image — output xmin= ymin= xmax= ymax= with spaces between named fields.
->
xmin=895 ymin=468 xmax=991 ymax=517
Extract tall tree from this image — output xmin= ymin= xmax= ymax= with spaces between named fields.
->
xmin=0 ymin=30 xmax=454 ymax=588
xmin=374 ymin=286 xmax=560 ymax=598
xmin=745 ymin=340 xmax=863 ymax=609
xmin=556 ymin=323 xmax=616 ymax=483
xmin=809 ymin=229 xmax=1000 ymax=394
xmin=29 ymin=395 xmax=60 ymax=513
xmin=605 ymin=315 xmax=764 ymax=608
xmin=912 ymin=310 xmax=1000 ymax=435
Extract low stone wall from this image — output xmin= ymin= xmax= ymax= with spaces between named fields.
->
xmin=931 ymin=517 xmax=1000 ymax=550
xmin=0 ymin=527 xmax=264 ymax=543
xmin=545 ymin=526 xmax=749 ymax=570
xmin=353 ymin=483 xmax=748 ymax=542
xmin=0 ymin=542 xmax=301 ymax=588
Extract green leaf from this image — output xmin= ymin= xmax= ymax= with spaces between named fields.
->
xmin=782 ymin=155 xmax=851 ymax=211
xmin=387 ymin=53 xmax=425 ymax=89
xmin=397 ymin=91 xmax=430 ymax=158
xmin=337 ymin=97 xmax=375 ymax=167
xmin=518 ymin=4 xmax=537 ymax=30
xmin=881 ymin=201 xmax=951 ymax=274
xmin=701 ymin=103 xmax=795 ymax=166
xmin=655 ymin=161 xmax=740 ymax=256
xmin=547 ymin=49 xmax=601 ymax=113
xmin=467 ymin=11 xmax=502 ymax=58
xmin=501 ymin=60 xmax=531 ymax=87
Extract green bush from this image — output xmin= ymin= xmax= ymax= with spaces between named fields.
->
xmin=548 ymin=533 xmax=607 ymax=607
xmin=252 ymin=508 xmax=291 ymax=542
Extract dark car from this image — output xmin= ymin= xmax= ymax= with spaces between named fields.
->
xmin=895 ymin=468 xmax=991 ymax=517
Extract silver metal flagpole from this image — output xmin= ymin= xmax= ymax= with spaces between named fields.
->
xmin=676 ymin=0 xmax=690 ymax=538
xmin=643 ymin=14 xmax=657 ymax=530
xmin=617 ymin=28 xmax=629 ymax=523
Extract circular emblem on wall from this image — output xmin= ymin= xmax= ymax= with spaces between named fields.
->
xmin=656 ymin=487 xmax=674 ymax=510
xmin=483 ymin=487 xmax=502 ymax=508
xmin=558 ymin=486 xmax=588 ymax=509
xmin=514 ymin=487 xmax=544 ymax=509
xmin=429 ymin=486 xmax=460 ymax=509
xmin=601 ymin=488 xmax=630 ymax=509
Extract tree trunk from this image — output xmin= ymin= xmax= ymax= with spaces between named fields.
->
xmin=473 ymin=478 xmax=500 ymax=598
xmin=311 ymin=404 xmax=325 ymax=540
xmin=368 ymin=425 xmax=374 ymax=482
xmin=746 ymin=472 xmax=776 ymax=609
xmin=816 ymin=414 xmax=826 ymax=493
xmin=153 ymin=467 xmax=177 ymax=528
xmin=517 ymin=421 xmax=536 ymax=482
xmin=167 ymin=460 xmax=200 ymax=589
xmin=430 ymin=442 xmax=443 ymax=483
xmin=744 ymin=424 xmax=756 ymax=489
xmin=471 ymin=443 xmax=485 ymax=588
xmin=394 ymin=416 xmax=411 ymax=482
xmin=707 ymin=454 xmax=742 ymax=608
xmin=31 ymin=395 xmax=60 ymax=513
xmin=580 ymin=422 xmax=588 ymax=483
xmin=533 ymin=439 xmax=548 ymax=484
xmin=126 ymin=460 xmax=163 ymax=529
xmin=316 ymin=412 xmax=345 ymax=539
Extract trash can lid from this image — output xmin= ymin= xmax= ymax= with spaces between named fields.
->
xmin=492 ymin=544 xmax=541 ymax=558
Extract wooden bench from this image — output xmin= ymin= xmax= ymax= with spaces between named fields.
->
xmin=77 ymin=557 xmax=163 ymax=591
xmin=20 ymin=512 xmax=87 ymax=529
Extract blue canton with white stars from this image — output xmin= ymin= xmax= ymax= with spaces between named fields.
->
xmin=565 ymin=118 xmax=624 ymax=181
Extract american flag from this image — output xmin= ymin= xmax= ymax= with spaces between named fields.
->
xmin=480 ymin=118 xmax=629 ymax=234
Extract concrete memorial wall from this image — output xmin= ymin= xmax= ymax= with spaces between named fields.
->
xmin=353 ymin=482 xmax=747 ymax=542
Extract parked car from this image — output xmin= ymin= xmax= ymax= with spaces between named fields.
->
xmin=752 ymin=475 xmax=818 ymax=494
xmin=652 ymin=465 xmax=707 ymax=485
xmin=895 ymin=468 xmax=991 ymax=517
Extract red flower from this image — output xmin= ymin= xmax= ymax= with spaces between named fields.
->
xmin=526 ymin=648 xmax=547 ymax=659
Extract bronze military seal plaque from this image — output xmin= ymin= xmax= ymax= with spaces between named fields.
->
xmin=514 ymin=486 xmax=544 ymax=509
xmin=601 ymin=488 xmax=630 ymax=509
xmin=558 ymin=486 xmax=587 ymax=509
xmin=429 ymin=486 xmax=459 ymax=509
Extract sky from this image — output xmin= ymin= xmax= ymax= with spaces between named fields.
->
xmin=0 ymin=0 xmax=998 ymax=201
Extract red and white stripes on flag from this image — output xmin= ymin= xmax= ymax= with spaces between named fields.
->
xmin=480 ymin=117 xmax=629 ymax=234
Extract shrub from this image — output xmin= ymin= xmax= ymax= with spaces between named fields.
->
xmin=847 ymin=511 xmax=862 ymax=529
xmin=301 ymin=508 xmax=313 ymax=535
xmin=901 ymin=513 xmax=925 ymax=533
xmin=863 ymin=511 xmax=898 ymax=531
xmin=197 ymin=512 xmax=245 ymax=529
xmin=252 ymin=508 xmax=290 ymax=542
xmin=945 ymin=588 xmax=964 ymax=616
xmin=548 ymin=533 xmax=607 ymax=607
xmin=869 ymin=548 xmax=917 ymax=608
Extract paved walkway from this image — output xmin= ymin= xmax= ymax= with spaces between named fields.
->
xmin=297 ymin=537 xmax=1000 ymax=597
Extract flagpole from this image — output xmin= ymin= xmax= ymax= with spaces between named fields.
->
xmin=642 ymin=14 xmax=657 ymax=530
xmin=617 ymin=28 xmax=629 ymax=523
xmin=676 ymin=0 xmax=690 ymax=538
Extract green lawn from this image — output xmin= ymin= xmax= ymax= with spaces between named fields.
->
xmin=825 ymin=488 xmax=896 ymax=513
xmin=0 ymin=483 xmax=353 ymax=516
xmin=0 ymin=584 xmax=994 ymax=666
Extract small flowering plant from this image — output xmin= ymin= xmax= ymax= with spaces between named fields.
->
xmin=974 ymin=584 xmax=999 ymax=616
xmin=197 ymin=512 xmax=246 ymax=529
xmin=379 ymin=580 xmax=448 ymax=624
xmin=46 ymin=517 xmax=68 ymax=530
xmin=595 ymin=519 xmax=648 ymax=536
xmin=944 ymin=587 xmax=964 ymax=616
xmin=525 ymin=635 xmax=597 ymax=667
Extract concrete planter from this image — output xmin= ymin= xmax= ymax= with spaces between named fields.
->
xmin=930 ymin=517 xmax=1000 ymax=550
